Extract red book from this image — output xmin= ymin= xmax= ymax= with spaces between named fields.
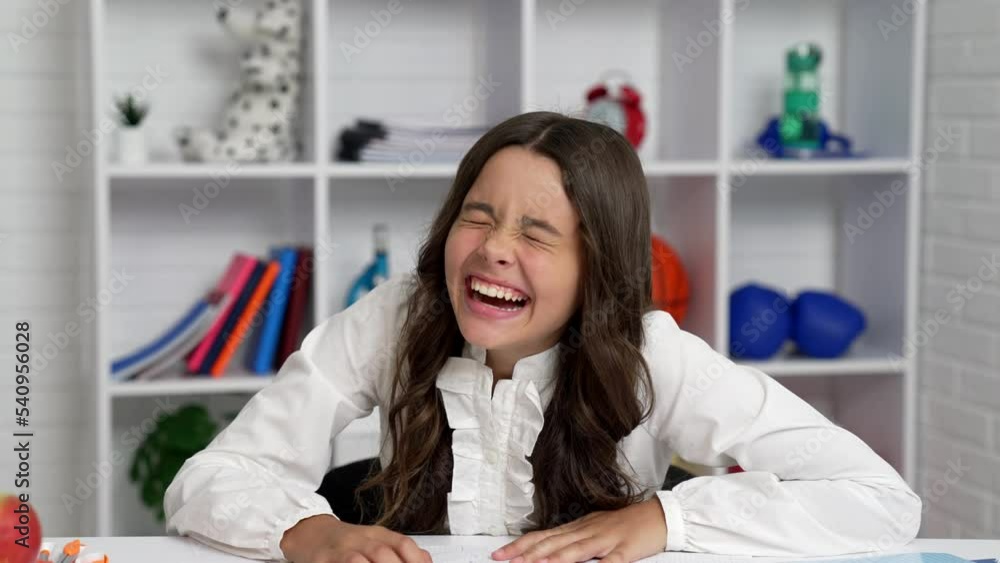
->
xmin=276 ymin=247 xmax=313 ymax=367
xmin=186 ymin=253 xmax=257 ymax=374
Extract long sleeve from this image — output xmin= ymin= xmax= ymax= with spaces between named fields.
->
xmin=642 ymin=311 xmax=922 ymax=556
xmin=163 ymin=273 xmax=412 ymax=561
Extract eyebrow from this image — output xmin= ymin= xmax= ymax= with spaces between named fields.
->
xmin=461 ymin=201 xmax=563 ymax=237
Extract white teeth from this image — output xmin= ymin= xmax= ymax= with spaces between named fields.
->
xmin=470 ymin=277 xmax=527 ymax=303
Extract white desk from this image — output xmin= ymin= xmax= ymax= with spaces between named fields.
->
xmin=43 ymin=536 xmax=1000 ymax=563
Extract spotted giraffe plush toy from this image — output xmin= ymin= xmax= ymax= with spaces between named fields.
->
xmin=176 ymin=0 xmax=304 ymax=162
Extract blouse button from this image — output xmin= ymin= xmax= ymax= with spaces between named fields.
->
xmin=485 ymin=449 xmax=499 ymax=465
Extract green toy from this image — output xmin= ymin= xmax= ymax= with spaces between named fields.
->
xmin=779 ymin=43 xmax=823 ymax=152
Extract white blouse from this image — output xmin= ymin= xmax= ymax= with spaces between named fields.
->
xmin=163 ymin=272 xmax=922 ymax=562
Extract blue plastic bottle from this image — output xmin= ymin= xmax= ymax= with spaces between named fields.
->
xmin=345 ymin=223 xmax=389 ymax=308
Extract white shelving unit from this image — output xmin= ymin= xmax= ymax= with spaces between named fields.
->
xmin=83 ymin=0 xmax=926 ymax=536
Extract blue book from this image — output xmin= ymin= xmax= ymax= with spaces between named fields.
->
xmin=111 ymin=298 xmax=211 ymax=380
xmin=200 ymin=260 xmax=264 ymax=374
xmin=248 ymin=247 xmax=298 ymax=374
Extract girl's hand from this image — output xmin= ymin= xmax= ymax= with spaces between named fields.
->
xmin=491 ymin=497 xmax=667 ymax=563
xmin=280 ymin=514 xmax=432 ymax=563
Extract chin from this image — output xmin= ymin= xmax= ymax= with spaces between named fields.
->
xmin=455 ymin=314 xmax=514 ymax=350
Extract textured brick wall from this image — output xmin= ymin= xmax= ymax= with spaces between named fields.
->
xmin=919 ymin=0 xmax=1000 ymax=538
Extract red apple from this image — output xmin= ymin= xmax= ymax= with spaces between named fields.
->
xmin=0 ymin=493 xmax=42 ymax=563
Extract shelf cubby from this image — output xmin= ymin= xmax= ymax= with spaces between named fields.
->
xmin=110 ymin=394 xmax=255 ymax=535
xmin=326 ymin=0 xmax=524 ymax=164
xmin=727 ymin=173 xmax=911 ymax=362
xmin=648 ymin=175 xmax=719 ymax=347
xmin=729 ymin=0 xmax=916 ymax=160
xmin=104 ymin=0 xmax=319 ymax=164
xmin=533 ymin=0 xmax=719 ymax=162
xmin=108 ymin=178 xmax=314 ymax=395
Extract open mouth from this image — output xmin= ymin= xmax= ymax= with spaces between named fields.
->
xmin=465 ymin=275 xmax=531 ymax=312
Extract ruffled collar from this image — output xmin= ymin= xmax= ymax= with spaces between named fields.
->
xmin=460 ymin=339 xmax=562 ymax=387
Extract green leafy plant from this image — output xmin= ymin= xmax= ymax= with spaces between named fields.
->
xmin=114 ymin=93 xmax=149 ymax=127
xmin=129 ymin=403 xmax=237 ymax=522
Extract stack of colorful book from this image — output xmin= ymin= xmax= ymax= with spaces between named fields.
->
xmin=110 ymin=246 xmax=314 ymax=382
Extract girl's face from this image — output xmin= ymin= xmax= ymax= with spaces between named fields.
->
xmin=445 ymin=146 xmax=584 ymax=358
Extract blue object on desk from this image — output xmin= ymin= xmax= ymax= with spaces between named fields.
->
xmin=791 ymin=554 xmax=987 ymax=563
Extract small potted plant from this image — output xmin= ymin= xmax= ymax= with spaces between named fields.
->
xmin=114 ymin=93 xmax=149 ymax=165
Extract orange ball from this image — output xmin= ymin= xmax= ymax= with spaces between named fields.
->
xmin=651 ymin=235 xmax=690 ymax=325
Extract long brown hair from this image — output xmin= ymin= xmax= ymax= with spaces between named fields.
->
xmin=359 ymin=111 xmax=655 ymax=533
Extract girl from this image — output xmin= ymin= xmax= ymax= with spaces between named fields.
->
xmin=164 ymin=112 xmax=921 ymax=563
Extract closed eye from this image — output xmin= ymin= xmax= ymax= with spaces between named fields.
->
xmin=462 ymin=219 xmax=492 ymax=227
xmin=523 ymin=233 xmax=552 ymax=247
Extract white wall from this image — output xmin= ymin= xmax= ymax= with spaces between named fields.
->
xmin=0 ymin=0 xmax=93 ymax=536
xmin=919 ymin=0 xmax=1000 ymax=539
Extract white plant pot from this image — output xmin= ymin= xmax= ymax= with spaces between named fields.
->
xmin=116 ymin=126 xmax=147 ymax=165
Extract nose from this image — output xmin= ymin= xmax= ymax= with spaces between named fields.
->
xmin=478 ymin=227 xmax=515 ymax=267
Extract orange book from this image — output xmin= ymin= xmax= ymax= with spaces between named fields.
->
xmin=209 ymin=260 xmax=280 ymax=377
